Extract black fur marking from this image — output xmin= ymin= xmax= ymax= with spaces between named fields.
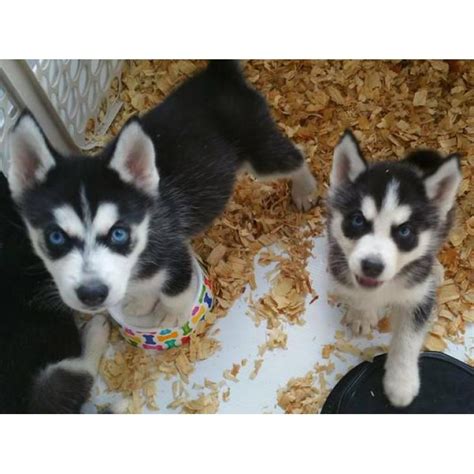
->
xmin=328 ymin=181 xmax=362 ymax=216
xmin=404 ymin=150 xmax=461 ymax=178
xmin=354 ymin=162 xmax=428 ymax=211
xmin=162 ymin=247 xmax=193 ymax=297
xmin=29 ymin=368 xmax=93 ymax=414
xmin=397 ymin=254 xmax=434 ymax=287
xmin=43 ymin=225 xmax=75 ymax=259
xmin=0 ymin=174 xmax=82 ymax=413
xmin=412 ymin=292 xmax=435 ymax=330
xmin=97 ymin=224 xmax=134 ymax=256
xmin=20 ymin=157 xmax=154 ymax=231
xmin=391 ymin=223 xmax=418 ymax=252
xmin=327 ymin=237 xmax=353 ymax=287
xmin=342 ymin=211 xmax=373 ymax=240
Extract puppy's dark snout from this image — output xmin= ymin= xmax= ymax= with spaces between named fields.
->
xmin=361 ymin=257 xmax=384 ymax=278
xmin=76 ymin=281 xmax=109 ymax=307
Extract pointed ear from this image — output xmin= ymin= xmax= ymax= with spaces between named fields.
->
xmin=330 ymin=130 xmax=367 ymax=188
xmin=424 ymin=154 xmax=461 ymax=217
xmin=108 ymin=120 xmax=159 ymax=196
xmin=8 ymin=112 xmax=56 ymax=200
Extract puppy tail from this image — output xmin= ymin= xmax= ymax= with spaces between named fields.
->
xmin=206 ymin=60 xmax=244 ymax=83
xmin=28 ymin=366 xmax=94 ymax=414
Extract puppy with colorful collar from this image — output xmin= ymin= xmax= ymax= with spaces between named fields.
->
xmin=7 ymin=61 xmax=317 ymax=326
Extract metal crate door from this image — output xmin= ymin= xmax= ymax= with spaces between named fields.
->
xmin=0 ymin=60 xmax=123 ymax=176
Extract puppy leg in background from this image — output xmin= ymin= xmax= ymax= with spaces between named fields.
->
xmin=289 ymin=160 xmax=319 ymax=212
xmin=29 ymin=315 xmax=110 ymax=414
xmin=243 ymin=125 xmax=317 ymax=211
xmin=383 ymin=297 xmax=434 ymax=407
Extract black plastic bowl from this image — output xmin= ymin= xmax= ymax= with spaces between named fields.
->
xmin=321 ymin=352 xmax=474 ymax=414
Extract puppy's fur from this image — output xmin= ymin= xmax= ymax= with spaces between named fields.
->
xmin=0 ymin=173 xmax=109 ymax=413
xmin=7 ymin=61 xmax=317 ymax=322
xmin=327 ymin=130 xmax=461 ymax=407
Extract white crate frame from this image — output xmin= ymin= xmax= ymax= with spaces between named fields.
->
xmin=0 ymin=60 xmax=123 ymax=175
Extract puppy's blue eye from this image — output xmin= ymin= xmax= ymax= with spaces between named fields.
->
xmin=398 ymin=224 xmax=412 ymax=238
xmin=48 ymin=230 xmax=66 ymax=246
xmin=351 ymin=212 xmax=366 ymax=227
xmin=110 ymin=227 xmax=130 ymax=245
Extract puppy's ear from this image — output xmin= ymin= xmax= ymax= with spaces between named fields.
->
xmin=108 ymin=120 xmax=159 ymax=196
xmin=330 ymin=130 xmax=367 ymax=188
xmin=424 ymin=154 xmax=461 ymax=217
xmin=8 ymin=112 xmax=56 ymax=200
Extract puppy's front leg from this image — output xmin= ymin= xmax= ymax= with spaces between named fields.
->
xmin=160 ymin=252 xmax=198 ymax=326
xmin=383 ymin=296 xmax=434 ymax=407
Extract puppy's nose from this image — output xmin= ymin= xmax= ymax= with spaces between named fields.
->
xmin=361 ymin=257 xmax=384 ymax=278
xmin=76 ymin=282 xmax=109 ymax=307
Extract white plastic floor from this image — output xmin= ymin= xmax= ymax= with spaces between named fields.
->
xmin=88 ymin=235 xmax=474 ymax=413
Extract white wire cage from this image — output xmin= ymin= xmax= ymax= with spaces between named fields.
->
xmin=0 ymin=59 xmax=123 ymax=175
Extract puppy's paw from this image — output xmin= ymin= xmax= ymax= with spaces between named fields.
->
xmin=383 ymin=367 xmax=420 ymax=407
xmin=158 ymin=302 xmax=192 ymax=327
xmin=83 ymin=314 xmax=110 ymax=352
xmin=291 ymin=186 xmax=317 ymax=211
xmin=343 ymin=308 xmax=378 ymax=336
xmin=291 ymin=164 xmax=318 ymax=211
xmin=122 ymin=293 xmax=158 ymax=317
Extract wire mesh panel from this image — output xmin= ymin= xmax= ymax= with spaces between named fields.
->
xmin=27 ymin=60 xmax=123 ymax=150
xmin=0 ymin=59 xmax=123 ymax=177
xmin=0 ymin=72 xmax=22 ymax=175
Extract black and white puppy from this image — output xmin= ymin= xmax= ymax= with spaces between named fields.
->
xmin=7 ymin=61 xmax=317 ymax=324
xmin=0 ymin=173 xmax=109 ymax=413
xmin=327 ymin=130 xmax=461 ymax=407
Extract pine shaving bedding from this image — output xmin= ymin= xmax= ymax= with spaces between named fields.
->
xmin=88 ymin=60 xmax=473 ymax=413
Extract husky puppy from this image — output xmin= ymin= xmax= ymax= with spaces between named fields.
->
xmin=327 ymin=130 xmax=461 ymax=407
xmin=0 ymin=173 xmax=109 ymax=413
xmin=7 ymin=61 xmax=317 ymax=324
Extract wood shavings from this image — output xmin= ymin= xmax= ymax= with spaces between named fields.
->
xmin=249 ymin=359 xmax=264 ymax=380
xmin=168 ymin=378 xmax=222 ymax=414
xmin=438 ymin=283 xmax=460 ymax=305
xmin=322 ymin=344 xmax=335 ymax=359
xmin=424 ymin=333 xmax=448 ymax=352
xmin=377 ymin=316 xmax=391 ymax=333
xmin=222 ymin=387 xmax=231 ymax=402
xmin=314 ymin=361 xmax=336 ymax=375
xmin=249 ymin=252 xmax=315 ymax=330
xmin=100 ymin=330 xmax=219 ymax=412
xmin=223 ymin=369 xmax=238 ymax=383
xmin=258 ymin=327 xmax=289 ymax=357
xmin=231 ymin=363 xmax=241 ymax=377
xmin=181 ymin=392 xmax=220 ymax=414
xmin=277 ymin=371 xmax=329 ymax=414
xmin=206 ymin=243 xmax=228 ymax=266
xmin=175 ymin=352 xmax=193 ymax=383
xmin=413 ymin=89 xmax=428 ymax=107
